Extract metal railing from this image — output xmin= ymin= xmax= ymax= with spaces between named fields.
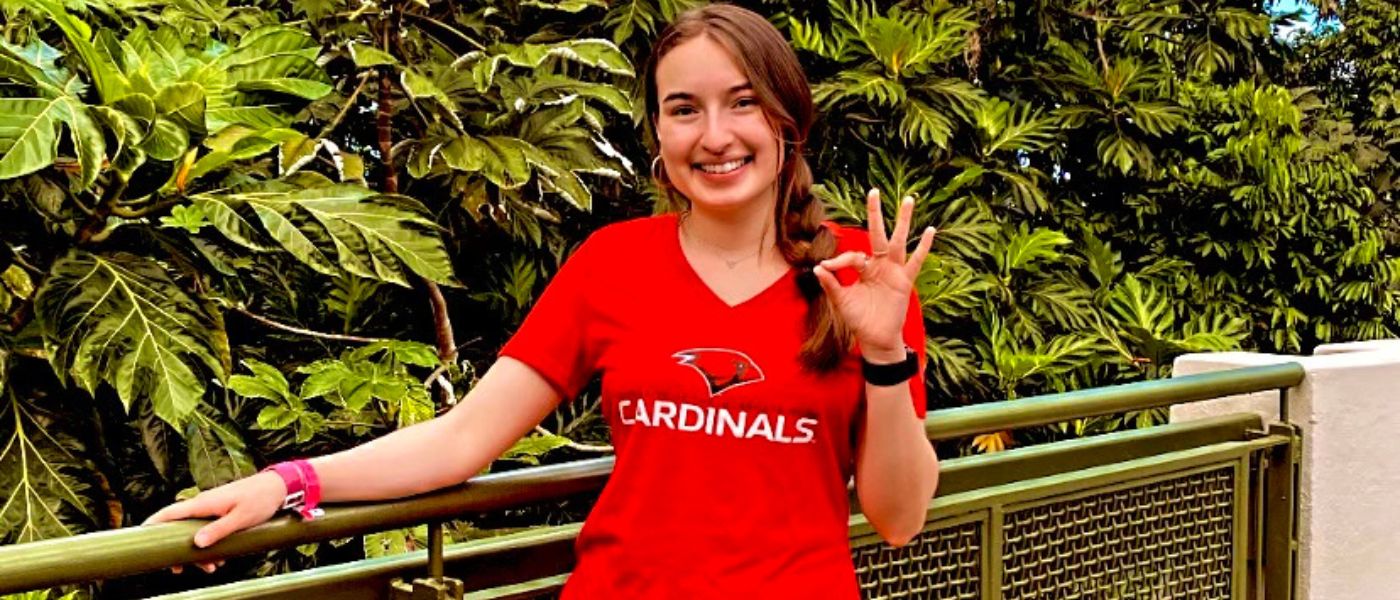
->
xmin=0 ymin=362 xmax=1305 ymax=599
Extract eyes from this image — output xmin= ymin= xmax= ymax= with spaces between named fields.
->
xmin=667 ymin=96 xmax=761 ymax=117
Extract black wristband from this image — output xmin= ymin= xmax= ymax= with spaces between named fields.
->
xmin=861 ymin=346 xmax=918 ymax=386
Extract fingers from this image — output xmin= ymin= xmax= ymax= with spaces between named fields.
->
xmin=145 ymin=493 xmax=234 ymax=526
xmin=178 ymin=559 xmax=224 ymax=575
xmin=866 ymin=189 xmax=888 ymax=254
xmin=152 ymin=501 xmax=237 ymax=573
xmin=905 ymin=226 xmax=937 ymax=279
xmin=194 ymin=510 xmax=250 ymax=548
xmin=145 ymin=494 xmax=239 ymax=574
xmin=888 ymin=196 xmax=915 ymax=261
xmin=144 ymin=499 xmax=197 ymax=525
xmin=811 ymin=264 xmax=843 ymax=298
xmin=820 ymin=251 xmax=869 ymax=274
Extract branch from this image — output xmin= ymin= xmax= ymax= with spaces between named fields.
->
xmin=70 ymin=191 xmax=98 ymax=217
xmin=401 ymin=10 xmax=485 ymax=52
xmin=232 ymin=306 xmax=391 ymax=344
xmin=425 ymin=280 xmax=457 ymax=363
xmin=315 ymin=71 xmax=373 ymax=142
xmin=376 ymin=13 xmax=459 ymax=405
xmin=421 ymin=362 xmax=449 ymax=388
xmin=109 ymin=196 xmax=183 ymax=218
xmin=8 ymin=249 xmax=44 ymax=276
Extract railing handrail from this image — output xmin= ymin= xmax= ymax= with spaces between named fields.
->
xmin=925 ymin=361 xmax=1302 ymax=441
xmin=0 ymin=458 xmax=612 ymax=595
xmin=0 ymin=362 xmax=1303 ymax=595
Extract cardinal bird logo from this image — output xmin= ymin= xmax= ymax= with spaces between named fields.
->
xmin=672 ymin=348 xmax=766 ymax=398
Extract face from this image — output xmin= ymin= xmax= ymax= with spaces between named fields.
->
xmin=654 ymin=34 xmax=783 ymax=215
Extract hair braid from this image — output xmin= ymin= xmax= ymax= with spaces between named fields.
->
xmin=777 ymin=154 xmax=851 ymax=371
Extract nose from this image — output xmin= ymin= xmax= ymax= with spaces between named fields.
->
xmin=699 ymin=111 xmax=735 ymax=154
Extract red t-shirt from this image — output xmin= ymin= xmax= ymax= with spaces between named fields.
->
xmin=500 ymin=213 xmax=927 ymax=599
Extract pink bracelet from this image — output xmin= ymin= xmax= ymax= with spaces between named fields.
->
xmin=263 ymin=459 xmax=323 ymax=520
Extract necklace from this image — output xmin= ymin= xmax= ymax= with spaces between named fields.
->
xmin=679 ymin=214 xmax=767 ymax=270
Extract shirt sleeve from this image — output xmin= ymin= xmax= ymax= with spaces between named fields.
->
xmin=827 ymin=222 xmax=929 ymax=419
xmin=498 ymin=235 xmax=602 ymax=400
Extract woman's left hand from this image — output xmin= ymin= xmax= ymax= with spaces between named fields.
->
xmin=812 ymin=188 xmax=935 ymax=362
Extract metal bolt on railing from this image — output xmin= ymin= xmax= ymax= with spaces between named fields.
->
xmin=389 ymin=522 xmax=464 ymax=600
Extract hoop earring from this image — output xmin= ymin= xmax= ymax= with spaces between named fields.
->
xmin=651 ymin=156 xmax=670 ymax=187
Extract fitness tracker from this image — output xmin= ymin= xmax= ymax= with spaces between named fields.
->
xmin=861 ymin=346 xmax=918 ymax=386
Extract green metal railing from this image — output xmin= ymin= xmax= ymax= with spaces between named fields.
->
xmin=0 ymin=363 xmax=1305 ymax=599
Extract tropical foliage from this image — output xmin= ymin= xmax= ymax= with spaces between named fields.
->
xmin=0 ymin=0 xmax=1395 ymax=596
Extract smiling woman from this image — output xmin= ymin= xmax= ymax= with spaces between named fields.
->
xmin=144 ymin=4 xmax=940 ymax=599
xmin=653 ymin=38 xmax=779 ymax=212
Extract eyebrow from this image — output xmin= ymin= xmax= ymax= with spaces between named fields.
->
xmin=662 ymin=83 xmax=754 ymax=104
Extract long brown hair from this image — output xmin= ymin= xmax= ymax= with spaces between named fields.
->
xmin=643 ymin=4 xmax=850 ymax=372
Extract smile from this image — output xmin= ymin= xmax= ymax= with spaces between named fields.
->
xmin=694 ymin=156 xmax=753 ymax=175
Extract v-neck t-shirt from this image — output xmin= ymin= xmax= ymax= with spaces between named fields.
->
xmin=499 ymin=213 xmax=927 ymax=599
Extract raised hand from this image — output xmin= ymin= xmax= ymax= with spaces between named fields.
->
xmin=812 ymin=188 xmax=935 ymax=361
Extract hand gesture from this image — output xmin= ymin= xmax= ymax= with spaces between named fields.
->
xmin=142 ymin=471 xmax=287 ymax=573
xmin=812 ymin=189 xmax=935 ymax=360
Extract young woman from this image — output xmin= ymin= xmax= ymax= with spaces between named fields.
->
xmin=148 ymin=4 xmax=940 ymax=597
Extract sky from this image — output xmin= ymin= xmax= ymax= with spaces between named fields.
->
xmin=1268 ymin=0 xmax=1333 ymax=38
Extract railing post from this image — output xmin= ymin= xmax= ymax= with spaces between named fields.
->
xmin=389 ymin=521 xmax=464 ymax=600
xmin=1262 ymin=422 xmax=1300 ymax=600
xmin=428 ymin=521 xmax=445 ymax=580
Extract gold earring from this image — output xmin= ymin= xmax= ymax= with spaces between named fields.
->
xmin=651 ymin=156 xmax=669 ymax=186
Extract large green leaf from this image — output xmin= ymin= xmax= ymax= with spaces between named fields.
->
xmin=0 ymin=96 xmax=106 ymax=186
xmin=234 ymin=74 xmax=333 ymax=100
xmin=1106 ymin=275 xmax=1172 ymax=338
xmin=996 ymin=225 xmax=1071 ymax=275
xmin=141 ymin=117 xmax=189 ymax=161
xmin=924 ymin=335 xmax=979 ymax=390
xmin=154 ymin=82 xmax=208 ymax=138
xmin=494 ymin=39 xmax=633 ymax=76
xmin=196 ymin=26 xmax=331 ymax=130
xmin=984 ymin=328 xmax=1104 ymax=390
xmin=438 ymin=135 xmax=536 ymax=191
xmin=193 ymin=182 xmax=458 ymax=286
xmin=296 ymin=342 xmax=435 ymax=426
xmin=228 ymin=358 xmax=296 ymax=403
xmin=0 ymin=388 xmax=98 ymax=544
xmin=500 ymin=433 xmax=571 ymax=465
xmin=0 ymin=44 xmax=50 ymax=87
xmin=977 ymin=99 xmax=1059 ymax=155
xmin=916 ymin=257 xmax=991 ymax=322
xmin=184 ymin=409 xmax=255 ymax=490
xmin=815 ymin=69 xmax=906 ymax=108
xmin=24 ymin=0 xmax=128 ymax=102
xmin=0 ymin=99 xmax=64 ymax=181
xmin=349 ymin=43 xmax=399 ymax=68
xmin=502 ymin=74 xmax=632 ymax=115
xmin=34 ymin=251 xmax=226 ymax=426
xmin=898 ymin=98 xmax=954 ymax=148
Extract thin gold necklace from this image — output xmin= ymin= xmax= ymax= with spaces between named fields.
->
xmin=679 ymin=213 xmax=768 ymax=270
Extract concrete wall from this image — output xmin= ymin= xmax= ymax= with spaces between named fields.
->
xmin=1171 ymin=341 xmax=1400 ymax=600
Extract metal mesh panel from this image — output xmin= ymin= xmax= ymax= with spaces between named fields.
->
xmin=852 ymin=519 xmax=981 ymax=600
xmin=1002 ymin=467 xmax=1235 ymax=599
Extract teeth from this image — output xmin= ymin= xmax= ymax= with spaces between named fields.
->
xmin=698 ymin=158 xmax=747 ymax=174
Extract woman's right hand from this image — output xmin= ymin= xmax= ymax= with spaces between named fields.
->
xmin=143 ymin=470 xmax=288 ymax=573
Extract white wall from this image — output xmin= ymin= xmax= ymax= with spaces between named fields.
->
xmin=1172 ymin=341 xmax=1400 ymax=600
